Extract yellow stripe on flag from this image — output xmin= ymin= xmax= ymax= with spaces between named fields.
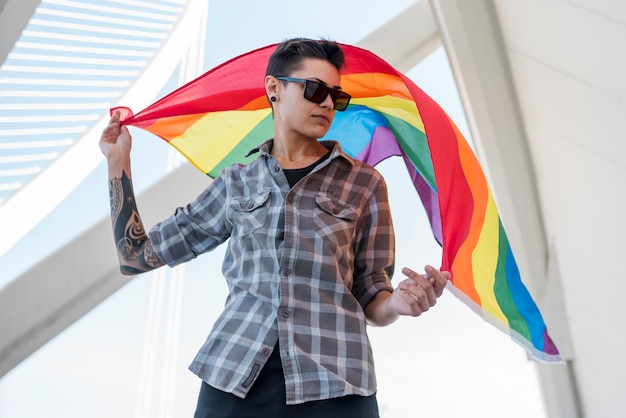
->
xmin=455 ymin=128 xmax=508 ymax=325
xmin=471 ymin=194 xmax=508 ymax=324
xmin=351 ymin=96 xmax=424 ymax=133
xmin=169 ymin=109 xmax=271 ymax=174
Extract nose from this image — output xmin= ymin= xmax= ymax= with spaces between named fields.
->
xmin=319 ymin=91 xmax=335 ymax=110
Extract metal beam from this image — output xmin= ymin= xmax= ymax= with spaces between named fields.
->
xmin=0 ymin=162 xmax=211 ymax=377
xmin=357 ymin=0 xmax=440 ymax=72
xmin=0 ymin=0 xmax=40 ymax=65
xmin=0 ymin=0 xmax=207 ymax=258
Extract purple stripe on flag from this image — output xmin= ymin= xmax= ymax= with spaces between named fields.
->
xmin=355 ymin=126 xmax=402 ymax=166
xmin=404 ymin=154 xmax=442 ymax=244
xmin=355 ymin=125 xmax=442 ymax=245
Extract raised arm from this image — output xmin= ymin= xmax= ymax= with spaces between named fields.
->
xmin=100 ymin=111 xmax=164 ymax=275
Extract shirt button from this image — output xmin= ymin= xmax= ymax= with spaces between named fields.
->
xmin=262 ymin=348 xmax=271 ymax=355
xmin=274 ymin=166 xmax=280 ymax=173
xmin=279 ymin=232 xmax=285 ymax=241
xmin=287 ymin=195 xmax=294 ymax=203
xmin=281 ymin=310 xmax=290 ymax=318
xmin=247 ymin=201 xmax=254 ymax=209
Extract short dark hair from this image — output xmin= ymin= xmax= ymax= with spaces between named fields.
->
xmin=265 ymin=38 xmax=345 ymax=77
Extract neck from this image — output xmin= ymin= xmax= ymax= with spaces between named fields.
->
xmin=271 ymin=133 xmax=328 ymax=169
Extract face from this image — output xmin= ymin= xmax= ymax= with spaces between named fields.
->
xmin=267 ymin=58 xmax=343 ymax=141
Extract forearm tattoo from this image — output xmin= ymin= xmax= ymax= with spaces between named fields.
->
xmin=109 ymin=170 xmax=163 ymax=274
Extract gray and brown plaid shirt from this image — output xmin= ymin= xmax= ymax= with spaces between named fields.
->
xmin=149 ymin=140 xmax=395 ymax=405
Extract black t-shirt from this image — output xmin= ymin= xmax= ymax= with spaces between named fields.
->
xmin=283 ymin=150 xmax=332 ymax=188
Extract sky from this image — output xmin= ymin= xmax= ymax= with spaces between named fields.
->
xmin=0 ymin=1 xmax=547 ymax=417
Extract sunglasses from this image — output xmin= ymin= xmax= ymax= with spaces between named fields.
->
xmin=275 ymin=76 xmax=351 ymax=111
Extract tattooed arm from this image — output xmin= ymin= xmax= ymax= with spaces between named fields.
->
xmin=100 ymin=111 xmax=164 ymax=275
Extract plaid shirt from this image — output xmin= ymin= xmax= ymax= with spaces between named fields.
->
xmin=149 ymin=140 xmax=395 ymax=405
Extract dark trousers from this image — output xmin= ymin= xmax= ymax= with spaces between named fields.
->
xmin=193 ymin=347 xmax=379 ymax=418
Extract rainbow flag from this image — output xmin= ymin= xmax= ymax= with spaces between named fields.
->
xmin=112 ymin=43 xmax=561 ymax=362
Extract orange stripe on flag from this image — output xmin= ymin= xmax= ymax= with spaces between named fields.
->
xmin=342 ymin=72 xmax=412 ymax=101
xmin=239 ymin=96 xmax=271 ymax=111
xmin=145 ymin=113 xmax=207 ymax=142
xmin=449 ymin=119 xmax=483 ymax=306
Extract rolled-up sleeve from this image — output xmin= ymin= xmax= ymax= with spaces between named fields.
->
xmin=352 ymin=175 xmax=395 ymax=308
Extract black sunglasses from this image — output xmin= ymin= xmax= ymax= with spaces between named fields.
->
xmin=275 ymin=76 xmax=351 ymax=111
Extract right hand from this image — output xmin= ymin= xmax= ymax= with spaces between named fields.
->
xmin=99 ymin=110 xmax=132 ymax=161
xmin=387 ymin=266 xmax=449 ymax=317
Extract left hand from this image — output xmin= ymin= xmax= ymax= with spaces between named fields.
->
xmin=387 ymin=265 xmax=449 ymax=317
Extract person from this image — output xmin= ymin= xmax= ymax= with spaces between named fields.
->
xmin=99 ymin=38 xmax=449 ymax=418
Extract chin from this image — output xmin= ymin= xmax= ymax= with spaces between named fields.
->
xmin=311 ymin=127 xmax=331 ymax=140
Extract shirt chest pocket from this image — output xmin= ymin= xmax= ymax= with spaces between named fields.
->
xmin=230 ymin=190 xmax=271 ymax=234
xmin=313 ymin=195 xmax=358 ymax=246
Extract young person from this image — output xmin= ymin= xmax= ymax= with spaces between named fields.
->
xmin=100 ymin=38 xmax=449 ymax=418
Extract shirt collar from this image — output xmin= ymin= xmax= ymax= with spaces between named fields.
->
xmin=245 ymin=139 xmax=355 ymax=167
